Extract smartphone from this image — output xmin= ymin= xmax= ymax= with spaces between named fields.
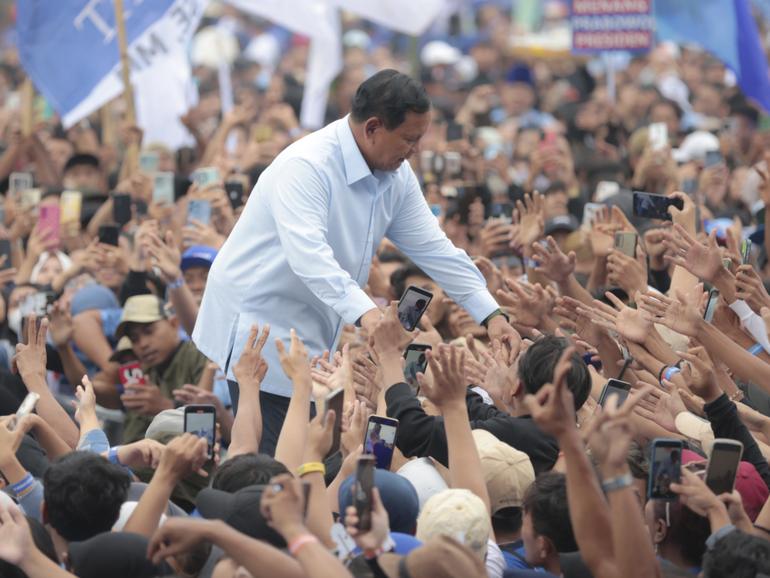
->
xmin=648 ymin=438 xmax=683 ymax=500
xmin=446 ymin=121 xmax=464 ymax=142
xmin=9 ymin=172 xmax=33 ymax=199
xmin=403 ymin=343 xmax=431 ymax=389
xmin=60 ymin=190 xmax=82 ymax=226
xmin=153 ymin=172 xmax=175 ymax=205
xmin=648 ymin=122 xmax=668 ymax=151
xmin=0 ymin=239 xmax=12 ymax=270
xmin=397 ymin=285 xmax=434 ymax=331
xmin=614 ymin=231 xmax=637 ymax=258
xmin=633 ymin=191 xmax=683 ymax=221
xmin=191 ymin=167 xmax=220 ymax=188
xmin=363 ymin=415 xmax=399 ymax=470
xmin=706 ymin=439 xmax=744 ymax=495
xmin=598 ymin=379 xmax=631 ymax=407
xmin=113 ymin=193 xmax=132 ymax=226
xmin=38 ymin=204 xmax=61 ymax=247
xmin=704 ymin=288 xmax=719 ymax=323
xmin=225 ymin=180 xmax=244 ymax=210
xmin=187 ymin=199 xmax=211 ymax=226
xmin=353 ymin=455 xmax=376 ymax=532
xmin=9 ymin=392 xmax=40 ymax=431
xmin=19 ymin=188 xmax=41 ymax=211
xmin=98 ymin=224 xmax=120 ymax=247
xmin=324 ymin=387 xmax=344 ymax=457
xmin=139 ymin=151 xmax=160 ymax=174
xmin=117 ymin=360 xmax=147 ymax=395
xmin=595 ymin=181 xmax=620 ymax=203
xmin=490 ymin=202 xmax=514 ymax=221
xmin=582 ymin=202 xmax=604 ymax=228
xmin=184 ymin=404 xmax=216 ymax=457
xmin=741 ymin=239 xmax=752 ymax=264
xmin=133 ymin=199 xmax=148 ymax=218
xmin=445 ymin=151 xmax=462 ymax=177
xmin=704 ymin=150 xmax=723 ymax=168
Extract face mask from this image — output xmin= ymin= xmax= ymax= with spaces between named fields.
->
xmin=8 ymin=308 xmax=21 ymax=336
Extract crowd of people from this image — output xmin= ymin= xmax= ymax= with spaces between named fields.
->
xmin=3 ymin=1 xmax=770 ymax=577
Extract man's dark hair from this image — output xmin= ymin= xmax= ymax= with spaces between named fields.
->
xmin=351 ymin=69 xmax=431 ymax=130
xmin=390 ymin=263 xmax=429 ymax=300
xmin=63 ymin=153 xmax=101 ymax=174
xmin=523 ymin=471 xmax=577 ymax=553
xmin=211 ymin=454 xmax=290 ymax=493
xmin=43 ymin=452 xmax=130 ymax=542
xmin=517 ymin=335 xmax=591 ymax=410
xmin=626 ymin=441 xmax=649 ymax=480
xmin=703 ymin=529 xmax=770 ymax=577
xmin=651 ymin=500 xmax=710 ymax=567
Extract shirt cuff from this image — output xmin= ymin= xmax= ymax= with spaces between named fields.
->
xmin=454 ymin=290 xmax=499 ymax=325
xmin=78 ymin=428 xmax=110 ymax=455
xmin=729 ymin=299 xmax=753 ymax=320
xmin=706 ymin=524 xmax=735 ymax=550
xmin=332 ymin=287 xmax=378 ymax=325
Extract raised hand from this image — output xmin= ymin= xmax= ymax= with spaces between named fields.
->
xmin=71 ymin=375 xmax=97 ymax=427
xmin=638 ymin=289 xmax=702 ymax=337
xmin=12 ymin=315 xmax=47 ymax=381
xmin=674 ymin=347 xmax=721 ymax=403
xmin=663 ymin=224 xmax=723 ymax=283
xmin=341 ymin=400 xmax=370 ymax=457
xmin=147 ymin=518 xmax=218 ymax=565
xmin=345 ymin=487 xmax=390 ymax=551
xmin=530 ymin=235 xmax=576 ymax=283
xmin=417 ymin=344 xmax=467 ymax=410
xmin=47 ymin=300 xmax=73 ymax=348
xmin=496 ymin=278 xmax=554 ymax=329
xmin=114 ymin=438 xmax=166 ymax=470
xmin=512 ymin=191 xmax=545 ymax=250
xmin=735 ymin=264 xmax=770 ymax=313
xmin=554 ymin=296 xmax=606 ymax=348
xmin=259 ymin=474 xmax=307 ymax=539
xmin=522 ymin=345 xmax=577 ymax=439
xmin=0 ymin=502 xmax=32 ymax=566
xmin=156 ymin=433 xmax=209 ymax=481
xmin=606 ymin=249 xmax=648 ymax=297
xmin=143 ymin=231 xmax=182 ymax=284
xmin=576 ymin=291 xmax=652 ymax=344
xmin=369 ymin=302 xmax=414 ymax=357
xmin=233 ymin=324 xmax=270 ymax=387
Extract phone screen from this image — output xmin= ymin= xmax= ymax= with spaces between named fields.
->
xmin=403 ymin=344 xmax=431 ymax=389
xmin=648 ymin=440 xmax=682 ymax=500
xmin=354 ymin=456 xmax=375 ymax=531
xmin=184 ymin=405 xmax=216 ymax=457
xmin=706 ymin=441 xmax=743 ymax=495
xmin=598 ymin=379 xmax=631 ymax=407
xmin=153 ymin=172 xmax=175 ymax=205
xmin=614 ymin=232 xmax=637 ymax=257
xmin=60 ymin=191 xmax=82 ymax=225
xmin=188 ymin=200 xmax=212 ymax=226
xmin=9 ymin=172 xmax=33 ymax=198
xmin=704 ymin=150 xmax=723 ymax=168
xmin=191 ymin=167 xmax=220 ymax=188
xmin=113 ymin=194 xmax=132 ymax=226
xmin=446 ymin=121 xmax=463 ymax=142
xmin=98 ymin=225 xmax=120 ymax=247
xmin=0 ymin=239 xmax=12 ymax=270
xmin=633 ymin=192 xmax=681 ymax=221
xmin=324 ymin=388 xmax=344 ymax=457
xmin=364 ymin=416 xmax=398 ymax=470
xmin=39 ymin=204 xmax=61 ymax=245
xmin=648 ymin=122 xmax=668 ymax=151
xmin=704 ymin=289 xmax=719 ymax=323
xmin=397 ymin=286 xmax=433 ymax=331
xmin=225 ymin=181 xmax=244 ymax=209
xmin=741 ymin=240 xmax=752 ymax=264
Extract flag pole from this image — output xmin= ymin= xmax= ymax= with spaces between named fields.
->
xmin=20 ymin=78 xmax=34 ymax=137
xmin=113 ymin=0 xmax=139 ymax=175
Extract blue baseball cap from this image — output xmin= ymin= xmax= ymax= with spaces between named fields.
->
xmin=180 ymin=245 xmax=217 ymax=271
xmin=339 ymin=470 xmax=420 ymax=535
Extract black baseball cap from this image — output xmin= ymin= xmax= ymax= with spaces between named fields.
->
xmin=68 ymin=531 xmax=172 ymax=578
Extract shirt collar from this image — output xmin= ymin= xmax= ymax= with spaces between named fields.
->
xmin=337 ymin=115 xmax=373 ymax=185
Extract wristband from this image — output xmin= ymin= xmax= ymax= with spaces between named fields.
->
xmin=288 ymin=533 xmax=319 ymax=556
xmin=657 ymin=365 xmax=669 ymax=385
xmin=167 ymin=276 xmax=185 ymax=290
xmin=482 ymin=308 xmax=510 ymax=329
xmin=601 ymin=473 xmax=633 ymax=494
xmin=10 ymin=473 xmax=35 ymax=497
xmin=107 ymin=446 xmax=122 ymax=466
xmin=747 ymin=342 xmax=764 ymax=356
xmin=663 ymin=366 xmax=681 ymax=382
xmin=297 ymin=462 xmax=325 ymax=477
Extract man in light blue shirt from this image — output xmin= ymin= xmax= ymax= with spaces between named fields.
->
xmin=193 ymin=70 xmax=516 ymax=454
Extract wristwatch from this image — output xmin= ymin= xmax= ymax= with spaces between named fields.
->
xmin=482 ymin=308 xmax=509 ymax=328
xmin=601 ymin=473 xmax=633 ymax=494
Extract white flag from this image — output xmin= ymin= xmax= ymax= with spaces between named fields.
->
xmin=227 ymin=0 xmax=342 ymax=129
xmin=333 ymin=0 xmax=449 ymax=35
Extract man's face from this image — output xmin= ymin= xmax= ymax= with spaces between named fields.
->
xmin=365 ymin=111 xmax=431 ymax=172
xmin=46 ymin=138 xmax=74 ymax=175
xmin=62 ymin=164 xmax=104 ymax=193
xmin=183 ymin=266 xmax=210 ymax=305
xmin=126 ymin=319 xmax=180 ymax=368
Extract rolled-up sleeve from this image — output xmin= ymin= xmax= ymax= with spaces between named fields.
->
xmin=386 ymin=170 xmax=498 ymax=323
xmin=268 ymin=158 xmax=376 ymax=324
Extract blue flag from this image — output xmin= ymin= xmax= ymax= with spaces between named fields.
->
xmin=655 ymin=0 xmax=770 ymax=111
xmin=16 ymin=0 xmax=176 ymax=122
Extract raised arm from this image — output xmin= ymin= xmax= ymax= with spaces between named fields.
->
xmin=228 ymin=324 xmax=269 ymax=457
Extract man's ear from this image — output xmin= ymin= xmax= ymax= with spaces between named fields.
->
xmin=653 ymin=517 xmax=668 ymax=545
xmin=364 ymin=117 xmax=383 ymax=138
xmin=168 ymin=315 xmax=180 ymax=330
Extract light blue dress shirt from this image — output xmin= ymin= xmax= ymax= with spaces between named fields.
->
xmin=193 ymin=116 xmax=498 ymax=397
